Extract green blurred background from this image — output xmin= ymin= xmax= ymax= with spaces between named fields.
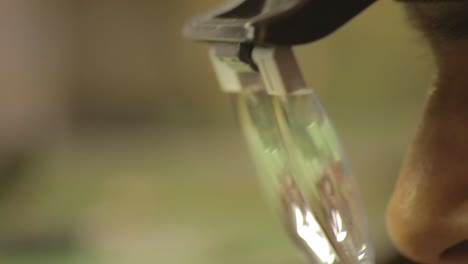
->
xmin=0 ymin=1 xmax=433 ymax=263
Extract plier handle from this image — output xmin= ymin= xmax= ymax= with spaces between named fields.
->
xmin=184 ymin=0 xmax=376 ymax=46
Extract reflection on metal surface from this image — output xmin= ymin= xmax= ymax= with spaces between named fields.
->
xmin=294 ymin=205 xmax=336 ymax=264
xmin=236 ymin=88 xmax=374 ymax=263
xmin=331 ymin=209 xmax=348 ymax=243
xmin=208 ymin=45 xmax=373 ymax=263
xmin=279 ymin=174 xmax=338 ymax=264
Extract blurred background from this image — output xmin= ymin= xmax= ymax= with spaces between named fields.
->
xmin=0 ymin=1 xmax=433 ymax=263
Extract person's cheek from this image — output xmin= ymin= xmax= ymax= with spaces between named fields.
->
xmin=387 ymin=70 xmax=468 ymax=263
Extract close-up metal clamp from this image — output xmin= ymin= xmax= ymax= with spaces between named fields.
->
xmin=183 ymin=1 xmax=377 ymax=263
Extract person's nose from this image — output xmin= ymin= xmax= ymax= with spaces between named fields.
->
xmin=387 ymin=86 xmax=468 ymax=264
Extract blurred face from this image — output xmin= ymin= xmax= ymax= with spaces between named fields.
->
xmin=387 ymin=3 xmax=468 ymax=263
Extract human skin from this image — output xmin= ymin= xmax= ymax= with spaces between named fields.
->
xmin=387 ymin=2 xmax=468 ymax=263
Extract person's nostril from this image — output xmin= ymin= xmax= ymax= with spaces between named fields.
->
xmin=440 ymin=240 xmax=468 ymax=262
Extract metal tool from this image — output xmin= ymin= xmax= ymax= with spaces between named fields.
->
xmin=184 ymin=0 xmax=376 ymax=45
xmin=183 ymin=1 xmax=376 ymax=263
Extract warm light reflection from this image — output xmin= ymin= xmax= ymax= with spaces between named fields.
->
xmin=331 ymin=209 xmax=348 ymax=243
xmin=294 ymin=206 xmax=336 ymax=264
xmin=357 ymin=245 xmax=368 ymax=261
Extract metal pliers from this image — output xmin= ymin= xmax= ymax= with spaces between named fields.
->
xmin=183 ymin=1 xmax=377 ymax=263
